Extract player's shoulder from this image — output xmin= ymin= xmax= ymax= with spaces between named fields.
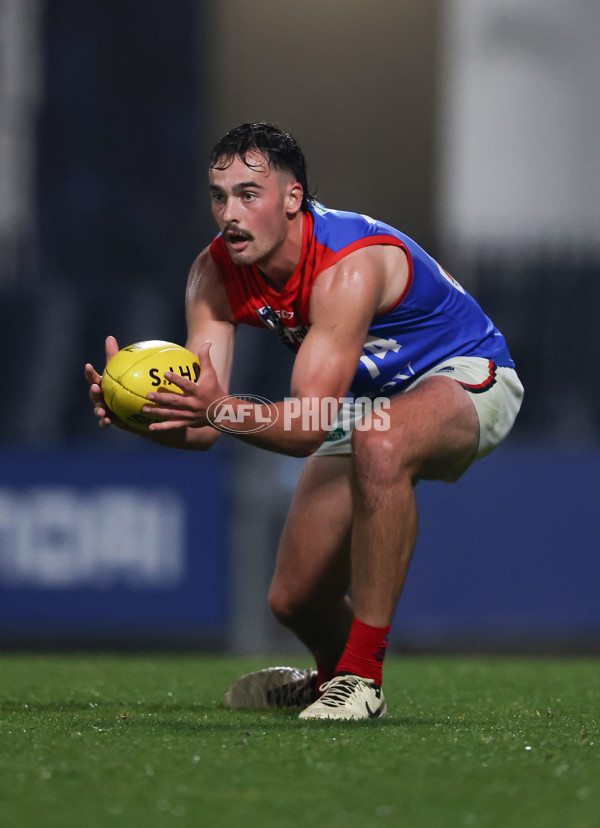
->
xmin=308 ymin=245 xmax=389 ymax=318
xmin=190 ymin=244 xmax=219 ymax=274
xmin=309 ymin=219 xmax=409 ymax=317
xmin=187 ymin=245 xmax=227 ymax=290
xmin=186 ymin=245 xmax=233 ymax=321
xmin=311 ymin=202 xmax=375 ymax=249
xmin=308 ymin=202 xmax=410 ymax=287
xmin=310 ymin=201 xmax=404 ymax=248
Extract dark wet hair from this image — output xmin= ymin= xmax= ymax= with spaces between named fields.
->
xmin=209 ymin=122 xmax=313 ymax=212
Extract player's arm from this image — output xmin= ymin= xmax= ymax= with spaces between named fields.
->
xmin=184 ymin=247 xmax=235 ymax=392
xmin=145 ymin=248 xmax=387 ymax=456
xmin=177 ymin=247 xmax=236 ymax=449
xmin=85 ymin=247 xmax=235 ymax=451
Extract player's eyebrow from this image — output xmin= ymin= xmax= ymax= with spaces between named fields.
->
xmin=234 ymin=181 xmax=265 ymax=191
xmin=209 ymin=181 xmax=265 ymax=194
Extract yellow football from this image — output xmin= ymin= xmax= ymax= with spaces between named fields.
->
xmin=101 ymin=340 xmax=200 ymax=430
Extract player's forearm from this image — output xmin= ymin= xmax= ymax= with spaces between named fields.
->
xmin=207 ymin=397 xmax=328 ymax=457
xmin=141 ymin=424 xmax=222 ymax=452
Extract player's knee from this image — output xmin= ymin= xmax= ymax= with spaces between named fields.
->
xmin=268 ymin=582 xmax=305 ymax=629
xmin=351 ymin=426 xmax=404 ymax=476
xmin=351 ymin=427 xmax=415 ymax=497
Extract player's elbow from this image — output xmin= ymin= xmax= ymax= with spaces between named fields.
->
xmin=188 ymin=428 xmax=222 ymax=452
xmin=156 ymin=427 xmax=221 ymax=452
xmin=289 ymin=446 xmax=314 ymax=458
xmin=289 ymin=434 xmax=326 ymax=457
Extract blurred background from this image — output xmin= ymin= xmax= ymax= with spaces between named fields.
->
xmin=1 ymin=0 xmax=598 ymax=653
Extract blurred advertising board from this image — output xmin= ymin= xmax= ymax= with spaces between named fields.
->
xmin=0 ymin=446 xmax=231 ymax=647
xmin=398 ymin=447 xmax=600 ymax=649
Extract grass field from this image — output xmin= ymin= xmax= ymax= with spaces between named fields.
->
xmin=0 ymin=653 xmax=598 ymax=828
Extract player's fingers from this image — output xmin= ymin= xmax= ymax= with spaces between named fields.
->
xmin=91 ymin=403 xmax=113 ymax=427
xmin=85 ymin=363 xmax=102 ymax=385
xmin=197 ymin=341 xmax=218 ymax=381
xmin=106 ymin=335 xmax=119 ymax=359
xmin=199 ymin=341 xmax=214 ymax=367
xmin=144 ymin=390 xmax=196 ymax=407
xmin=159 ymin=372 xmax=196 ymax=393
xmin=89 ymin=381 xmax=105 ymax=404
xmin=147 ymin=419 xmax=190 ymax=432
xmin=143 ymin=404 xmax=201 ymax=422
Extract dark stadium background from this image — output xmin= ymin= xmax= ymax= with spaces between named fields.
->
xmin=1 ymin=0 xmax=598 ymax=652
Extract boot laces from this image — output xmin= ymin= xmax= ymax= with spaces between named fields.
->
xmin=318 ymin=675 xmax=375 ymax=707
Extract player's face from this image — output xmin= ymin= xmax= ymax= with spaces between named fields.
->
xmin=208 ymin=151 xmax=300 ymax=267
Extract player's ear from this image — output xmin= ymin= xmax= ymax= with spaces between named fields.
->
xmin=285 ymin=181 xmax=304 ymax=216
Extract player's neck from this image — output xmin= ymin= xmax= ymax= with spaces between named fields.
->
xmin=257 ymin=213 xmax=304 ymax=290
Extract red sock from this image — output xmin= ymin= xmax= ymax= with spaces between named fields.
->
xmin=334 ymin=618 xmax=391 ymax=686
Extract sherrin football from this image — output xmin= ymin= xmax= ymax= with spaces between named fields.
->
xmin=101 ymin=340 xmax=200 ymax=430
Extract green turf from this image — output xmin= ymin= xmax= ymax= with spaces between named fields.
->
xmin=0 ymin=654 xmax=598 ymax=827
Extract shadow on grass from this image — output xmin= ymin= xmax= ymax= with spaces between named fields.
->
xmin=0 ymin=698 xmax=467 ymax=733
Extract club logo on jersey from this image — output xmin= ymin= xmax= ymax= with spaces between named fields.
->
xmin=436 ymin=261 xmax=466 ymax=294
xmin=256 ymin=306 xmax=307 ymax=350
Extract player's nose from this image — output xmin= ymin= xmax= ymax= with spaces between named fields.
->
xmin=222 ymin=197 xmax=239 ymax=223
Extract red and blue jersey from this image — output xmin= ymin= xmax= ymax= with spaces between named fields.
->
xmin=209 ymin=202 xmax=514 ymax=398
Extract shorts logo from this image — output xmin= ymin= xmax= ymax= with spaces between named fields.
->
xmin=458 ymin=360 xmax=497 ymax=394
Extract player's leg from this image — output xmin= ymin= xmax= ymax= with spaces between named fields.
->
xmin=226 ymin=454 xmax=354 ymax=710
xmin=300 ymin=376 xmax=480 ymax=720
xmin=348 ymin=376 xmax=480 ymax=628
xmin=268 ymin=454 xmax=354 ymax=675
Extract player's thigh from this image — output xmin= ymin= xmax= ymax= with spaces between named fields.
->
xmin=271 ymin=454 xmax=353 ymax=605
xmin=358 ymin=376 xmax=480 ymax=483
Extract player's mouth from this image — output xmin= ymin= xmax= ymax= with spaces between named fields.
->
xmin=225 ymin=227 xmax=253 ymax=251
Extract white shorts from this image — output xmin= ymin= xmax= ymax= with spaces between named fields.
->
xmin=313 ymin=356 xmax=524 ymax=461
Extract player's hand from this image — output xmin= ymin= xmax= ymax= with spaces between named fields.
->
xmin=84 ymin=335 xmax=121 ymax=428
xmin=145 ymin=341 xmax=222 ymax=431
